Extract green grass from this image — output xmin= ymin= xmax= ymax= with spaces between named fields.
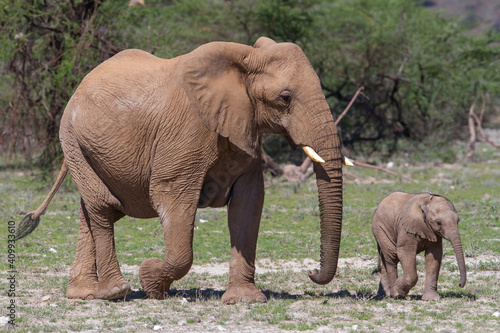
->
xmin=0 ymin=159 xmax=499 ymax=332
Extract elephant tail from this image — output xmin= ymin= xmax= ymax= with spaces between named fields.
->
xmin=15 ymin=159 xmax=69 ymax=240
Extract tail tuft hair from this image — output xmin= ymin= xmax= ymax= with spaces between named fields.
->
xmin=15 ymin=213 xmax=40 ymax=241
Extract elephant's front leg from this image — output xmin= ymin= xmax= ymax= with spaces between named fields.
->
xmin=394 ymin=246 xmax=418 ymax=298
xmin=222 ymin=168 xmax=267 ymax=304
xmin=422 ymin=240 xmax=443 ymax=301
xmin=139 ymin=191 xmax=197 ymax=300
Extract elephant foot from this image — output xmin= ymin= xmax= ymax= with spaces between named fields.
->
xmin=221 ymin=284 xmax=267 ymax=304
xmin=67 ymin=279 xmax=99 ymax=300
xmin=390 ymin=288 xmax=408 ymax=300
xmin=139 ymin=258 xmax=172 ymax=300
xmin=95 ymin=279 xmax=132 ymax=300
xmin=68 ymin=275 xmax=131 ymax=300
xmin=422 ymin=291 xmax=440 ymax=301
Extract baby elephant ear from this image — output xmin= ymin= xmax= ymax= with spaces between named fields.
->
xmin=401 ymin=195 xmax=437 ymax=242
xmin=175 ymin=42 xmax=258 ymax=158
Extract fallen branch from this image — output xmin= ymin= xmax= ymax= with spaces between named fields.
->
xmin=343 ymin=171 xmax=367 ymax=182
xmin=351 ymin=160 xmax=415 ymax=182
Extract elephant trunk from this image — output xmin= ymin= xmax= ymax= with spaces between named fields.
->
xmin=446 ymin=231 xmax=467 ymax=288
xmin=307 ymin=129 xmax=343 ymax=285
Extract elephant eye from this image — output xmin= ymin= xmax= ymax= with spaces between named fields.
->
xmin=436 ymin=220 xmax=442 ymax=226
xmin=280 ymin=91 xmax=292 ymax=105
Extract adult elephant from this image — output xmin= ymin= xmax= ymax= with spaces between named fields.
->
xmin=16 ymin=37 xmax=344 ymax=304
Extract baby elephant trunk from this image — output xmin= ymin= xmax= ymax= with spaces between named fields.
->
xmin=446 ymin=231 xmax=467 ymax=288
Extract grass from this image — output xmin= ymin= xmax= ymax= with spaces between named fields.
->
xmin=0 ymin=155 xmax=499 ymax=332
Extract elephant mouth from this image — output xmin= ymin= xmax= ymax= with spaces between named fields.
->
xmin=283 ymin=135 xmax=325 ymax=163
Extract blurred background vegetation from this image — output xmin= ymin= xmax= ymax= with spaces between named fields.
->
xmin=1 ymin=0 xmax=499 ymax=170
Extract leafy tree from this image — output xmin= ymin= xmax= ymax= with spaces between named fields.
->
xmin=0 ymin=0 xmax=129 ymax=169
xmin=305 ymin=0 xmax=500 ymax=162
xmin=1 ymin=0 xmax=499 ymax=169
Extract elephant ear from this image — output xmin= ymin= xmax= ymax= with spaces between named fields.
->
xmin=175 ymin=42 xmax=258 ymax=158
xmin=253 ymin=36 xmax=277 ymax=48
xmin=401 ymin=194 xmax=437 ymax=242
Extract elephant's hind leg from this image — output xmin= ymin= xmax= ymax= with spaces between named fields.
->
xmin=93 ymin=207 xmax=131 ymax=300
xmin=67 ymin=200 xmax=131 ymax=300
xmin=67 ymin=201 xmax=99 ymax=299
xmin=376 ymin=250 xmax=392 ymax=298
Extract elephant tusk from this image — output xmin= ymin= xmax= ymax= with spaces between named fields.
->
xmin=301 ymin=145 xmax=325 ymax=163
xmin=343 ymin=155 xmax=354 ymax=167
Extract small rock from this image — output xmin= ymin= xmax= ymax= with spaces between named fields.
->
xmin=153 ymin=325 xmax=163 ymax=331
xmin=493 ymin=311 xmax=500 ymax=317
xmin=199 ymin=219 xmax=208 ymax=223
xmin=41 ymin=295 xmax=51 ymax=302
xmin=181 ymin=297 xmax=188 ymax=304
xmin=194 ymin=317 xmax=201 ymax=323
xmin=483 ymin=193 xmax=491 ymax=201
xmin=0 ymin=317 xmax=9 ymax=325
xmin=49 ymin=248 xmax=57 ymax=253
xmin=49 ymin=303 xmax=57 ymax=307
xmin=217 ymin=325 xmax=226 ymax=331
xmin=387 ymin=161 xmax=394 ymax=168
xmin=352 ymin=324 xmax=358 ymax=330
xmin=178 ymin=320 xmax=187 ymax=326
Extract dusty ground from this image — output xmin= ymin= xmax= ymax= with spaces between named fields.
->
xmin=3 ymin=255 xmax=499 ymax=332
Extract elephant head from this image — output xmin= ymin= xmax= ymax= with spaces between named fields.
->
xmin=177 ymin=37 xmax=343 ymax=285
xmin=402 ymin=194 xmax=467 ymax=288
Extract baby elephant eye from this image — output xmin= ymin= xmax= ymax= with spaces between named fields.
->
xmin=436 ymin=221 xmax=442 ymax=226
xmin=280 ymin=91 xmax=292 ymax=104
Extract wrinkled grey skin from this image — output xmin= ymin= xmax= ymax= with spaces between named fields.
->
xmin=372 ymin=192 xmax=466 ymax=301
xmin=18 ymin=37 xmax=343 ymax=303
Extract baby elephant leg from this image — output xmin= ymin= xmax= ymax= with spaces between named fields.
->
xmin=422 ymin=241 xmax=443 ymax=301
xmin=377 ymin=251 xmax=394 ymax=297
xmin=394 ymin=247 xmax=418 ymax=298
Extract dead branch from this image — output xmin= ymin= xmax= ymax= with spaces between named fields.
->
xmin=334 ymin=86 xmax=364 ymax=126
xmin=465 ymin=101 xmax=477 ymax=161
xmin=472 ymin=113 xmax=500 ymax=149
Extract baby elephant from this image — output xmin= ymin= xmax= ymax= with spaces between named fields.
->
xmin=372 ymin=192 xmax=466 ymax=301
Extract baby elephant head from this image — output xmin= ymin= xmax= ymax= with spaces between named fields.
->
xmin=402 ymin=193 xmax=466 ymax=288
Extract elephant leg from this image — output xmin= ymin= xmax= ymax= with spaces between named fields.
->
xmin=377 ymin=250 xmax=392 ymax=297
xmin=139 ymin=192 xmax=197 ymax=300
xmin=382 ymin=251 xmax=399 ymax=298
xmin=221 ymin=167 xmax=266 ymax=304
xmin=67 ymin=202 xmax=98 ymax=299
xmin=67 ymin=200 xmax=130 ymax=300
xmin=422 ymin=240 xmax=442 ymax=301
xmin=394 ymin=246 xmax=418 ymax=298
xmin=92 ymin=206 xmax=130 ymax=299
